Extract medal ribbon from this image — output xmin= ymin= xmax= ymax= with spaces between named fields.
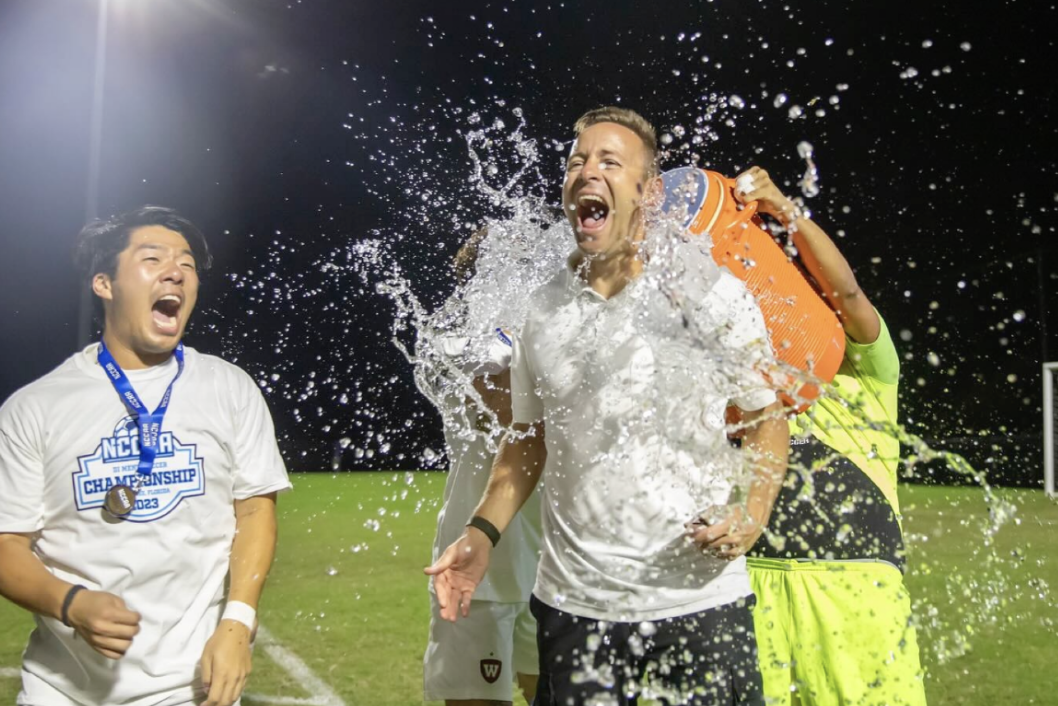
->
xmin=97 ymin=341 xmax=185 ymax=481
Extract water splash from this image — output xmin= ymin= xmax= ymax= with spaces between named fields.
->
xmin=797 ymin=140 xmax=820 ymax=198
xmin=347 ymin=108 xmax=1053 ymax=695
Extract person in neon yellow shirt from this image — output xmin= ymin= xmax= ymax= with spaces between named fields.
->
xmin=736 ymin=166 xmax=928 ymax=706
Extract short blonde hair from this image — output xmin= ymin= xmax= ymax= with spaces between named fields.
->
xmin=573 ymin=107 xmax=658 ymax=176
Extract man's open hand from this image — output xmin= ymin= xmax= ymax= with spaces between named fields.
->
xmin=424 ymin=529 xmax=492 ymax=621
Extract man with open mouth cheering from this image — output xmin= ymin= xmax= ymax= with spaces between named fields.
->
xmin=0 ymin=207 xmax=291 ymax=706
xmin=427 ymin=108 xmax=789 ymax=705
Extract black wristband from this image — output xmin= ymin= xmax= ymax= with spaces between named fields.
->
xmin=466 ymin=516 xmax=501 ymax=547
xmin=61 ymin=585 xmax=87 ymax=628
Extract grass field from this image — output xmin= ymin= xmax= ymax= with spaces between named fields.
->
xmin=1 ymin=473 xmax=1055 ymax=705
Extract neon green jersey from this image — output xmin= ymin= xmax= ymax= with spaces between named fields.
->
xmin=790 ymin=313 xmax=901 ymax=513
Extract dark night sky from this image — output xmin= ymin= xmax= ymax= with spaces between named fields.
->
xmin=0 ymin=0 xmax=1055 ymax=481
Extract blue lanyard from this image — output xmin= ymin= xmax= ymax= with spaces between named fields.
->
xmin=97 ymin=341 xmax=185 ymax=479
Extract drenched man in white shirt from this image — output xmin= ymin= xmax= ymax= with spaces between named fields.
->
xmin=0 ymin=207 xmax=290 ymax=706
xmin=426 ymin=108 xmax=789 ymax=705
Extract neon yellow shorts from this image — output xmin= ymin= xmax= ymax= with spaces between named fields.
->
xmin=748 ymin=557 xmax=927 ymax=706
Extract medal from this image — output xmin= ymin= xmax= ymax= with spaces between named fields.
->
xmin=104 ymin=484 xmax=137 ymax=517
xmin=97 ymin=340 xmax=185 ymax=520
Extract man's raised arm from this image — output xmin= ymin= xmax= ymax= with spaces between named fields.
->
xmin=734 ymin=165 xmax=880 ymax=344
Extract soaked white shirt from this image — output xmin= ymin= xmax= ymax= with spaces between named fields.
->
xmin=511 ymin=257 xmax=776 ymax=622
xmin=0 ymin=345 xmax=290 ymax=706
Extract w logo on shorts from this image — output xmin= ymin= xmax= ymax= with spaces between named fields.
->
xmin=480 ymin=658 xmax=502 ymax=684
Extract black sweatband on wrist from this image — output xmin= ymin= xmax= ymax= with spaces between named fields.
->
xmin=61 ymin=585 xmax=87 ymax=627
xmin=466 ymin=515 xmax=501 ymax=547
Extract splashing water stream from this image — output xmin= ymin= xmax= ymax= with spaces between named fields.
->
xmin=347 ymin=110 xmax=1051 ymax=697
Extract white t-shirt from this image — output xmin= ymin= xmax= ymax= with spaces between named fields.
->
xmin=428 ymin=333 xmax=541 ymax=604
xmin=511 ymin=261 xmax=776 ymax=622
xmin=0 ymin=344 xmax=291 ymax=706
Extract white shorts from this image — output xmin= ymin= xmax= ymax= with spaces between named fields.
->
xmin=423 ymin=594 xmax=539 ymax=702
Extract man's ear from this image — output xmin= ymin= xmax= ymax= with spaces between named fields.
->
xmin=92 ymin=273 xmax=113 ymax=302
xmin=643 ymin=175 xmax=665 ymax=208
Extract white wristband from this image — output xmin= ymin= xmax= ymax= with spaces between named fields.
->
xmin=221 ymin=601 xmax=256 ymax=630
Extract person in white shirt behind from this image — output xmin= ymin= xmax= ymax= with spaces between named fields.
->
xmin=426 ymin=108 xmax=789 ymax=705
xmin=422 ymin=229 xmax=542 ymax=705
xmin=0 ymin=206 xmax=291 ymax=706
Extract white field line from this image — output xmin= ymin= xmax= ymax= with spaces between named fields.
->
xmin=0 ymin=667 xmax=18 ymax=679
xmin=244 ymin=625 xmax=345 ymax=706
xmin=243 ymin=695 xmax=335 ymax=706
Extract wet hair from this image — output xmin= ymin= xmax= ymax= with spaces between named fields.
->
xmin=453 ymin=225 xmax=489 ymax=284
xmin=573 ymin=106 xmax=659 ymax=176
xmin=73 ymin=206 xmax=213 ymax=284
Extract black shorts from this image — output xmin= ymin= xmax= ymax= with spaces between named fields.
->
xmin=530 ymin=594 xmax=765 ymax=706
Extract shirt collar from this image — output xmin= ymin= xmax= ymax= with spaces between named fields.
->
xmin=562 ymin=251 xmax=609 ymax=302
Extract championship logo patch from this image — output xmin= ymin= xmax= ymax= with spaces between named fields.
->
xmin=480 ymin=658 xmax=502 ymax=684
xmin=73 ymin=416 xmax=205 ymax=522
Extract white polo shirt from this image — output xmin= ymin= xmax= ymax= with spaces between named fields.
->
xmin=511 ymin=247 xmax=776 ymax=622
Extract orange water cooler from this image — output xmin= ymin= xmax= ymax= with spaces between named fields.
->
xmin=660 ymin=167 xmax=845 ymax=411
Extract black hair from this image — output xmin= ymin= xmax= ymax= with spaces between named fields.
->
xmin=73 ymin=205 xmax=213 ymax=284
